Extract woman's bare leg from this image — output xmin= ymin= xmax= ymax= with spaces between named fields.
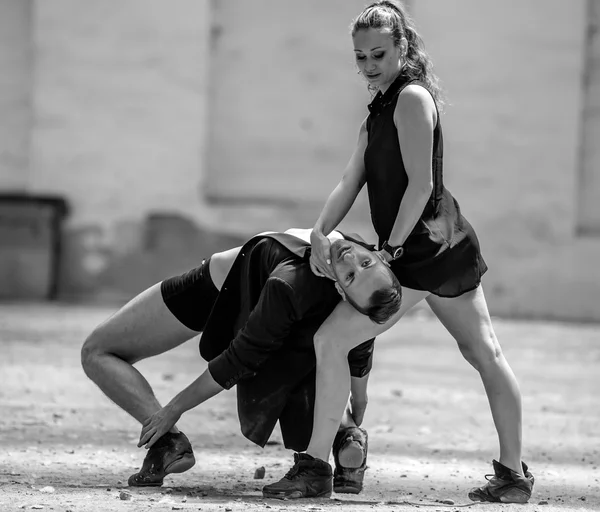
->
xmin=426 ymin=286 xmax=523 ymax=475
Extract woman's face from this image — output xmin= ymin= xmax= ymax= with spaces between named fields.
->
xmin=353 ymin=28 xmax=403 ymax=93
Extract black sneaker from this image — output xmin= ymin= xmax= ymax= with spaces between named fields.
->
xmin=332 ymin=426 xmax=368 ymax=494
xmin=469 ymin=459 xmax=535 ymax=503
xmin=128 ymin=431 xmax=195 ymax=487
xmin=262 ymin=453 xmax=333 ymax=499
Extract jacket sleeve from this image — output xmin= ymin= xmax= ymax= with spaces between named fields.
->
xmin=347 ymin=338 xmax=375 ymax=378
xmin=207 ymin=276 xmax=297 ymax=390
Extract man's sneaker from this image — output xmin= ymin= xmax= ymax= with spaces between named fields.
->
xmin=332 ymin=426 xmax=368 ymax=494
xmin=468 ymin=459 xmax=535 ymax=503
xmin=262 ymin=453 xmax=332 ymax=499
xmin=128 ymin=431 xmax=195 ymax=487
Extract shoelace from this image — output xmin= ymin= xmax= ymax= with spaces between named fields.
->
xmin=284 ymin=463 xmax=302 ymax=480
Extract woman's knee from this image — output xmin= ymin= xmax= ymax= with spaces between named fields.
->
xmin=458 ymin=328 xmax=503 ymax=372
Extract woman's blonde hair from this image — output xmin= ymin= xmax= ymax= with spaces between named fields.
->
xmin=352 ymin=0 xmax=444 ymax=108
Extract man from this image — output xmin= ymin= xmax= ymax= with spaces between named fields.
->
xmin=81 ymin=228 xmax=402 ymax=498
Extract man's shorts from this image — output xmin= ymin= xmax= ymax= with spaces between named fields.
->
xmin=160 ymin=257 xmax=219 ymax=332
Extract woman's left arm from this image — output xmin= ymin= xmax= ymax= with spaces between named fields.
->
xmin=386 ymin=84 xmax=437 ymax=247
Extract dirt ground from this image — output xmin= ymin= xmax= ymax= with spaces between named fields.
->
xmin=1 ymin=302 xmax=598 ymax=512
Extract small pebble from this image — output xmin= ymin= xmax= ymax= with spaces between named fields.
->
xmin=254 ymin=466 xmax=266 ymax=479
xmin=439 ymin=499 xmax=454 ymax=505
xmin=538 ymin=500 xmax=549 ymax=505
xmin=30 ymin=507 xmax=44 ymax=510
xmin=119 ymin=490 xmax=133 ymax=500
xmin=39 ymin=486 xmax=55 ymax=493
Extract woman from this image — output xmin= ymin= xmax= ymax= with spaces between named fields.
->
xmin=267 ymin=1 xmax=534 ymax=503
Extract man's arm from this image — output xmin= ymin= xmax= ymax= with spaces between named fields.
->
xmin=138 ymin=368 xmax=224 ymax=448
xmin=345 ymin=340 xmax=374 ymax=427
xmin=339 ymin=374 xmax=370 ymax=429
xmin=207 ymin=276 xmax=298 ymax=389
xmin=139 ymin=277 xmax=297 ymax=448
xmin=349 ymin=374 xmax=369 ymax=426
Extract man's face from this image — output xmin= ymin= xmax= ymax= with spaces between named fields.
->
xmin=330 ymin=239 xmax=393 ymax=309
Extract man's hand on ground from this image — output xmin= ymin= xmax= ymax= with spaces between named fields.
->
xmin=138 ymin=405 xmax=181 ymax=449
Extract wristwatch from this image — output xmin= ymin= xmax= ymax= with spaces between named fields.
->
xmin=381 ymin=241 xmax=404 ymax=260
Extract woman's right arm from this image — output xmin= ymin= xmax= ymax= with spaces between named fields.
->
xmin=311 ymin=119 xmax=368 ymax=278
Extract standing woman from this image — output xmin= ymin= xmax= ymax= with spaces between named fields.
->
xmin=265 ymin=1 xmax=534 ymax=503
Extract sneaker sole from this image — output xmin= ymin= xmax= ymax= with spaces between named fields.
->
xmin=468 ymin=487 xmax=531 ymax=504
xmin=128 ymin=452 xmax=195 ymax=488
xmin=499 ymin=487 xmax=531 ymax=504
xmin=338 ymin=441 xmax=364 ymax=469
xmin=334 ymin=484 xmax=361 ymax=494
xmin=262 ymin=488 xmax=332 ymax=500
xmin=165 ymin=452 xmax=196 ymax=475
xmin=127 ymin=474 xmax=164 ymax=487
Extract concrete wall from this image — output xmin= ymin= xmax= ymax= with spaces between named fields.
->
xmin=412 ymin=0 xmax=596 ymax=320
xmin=577 ymin=0 xmax=600 ymax=235
xmin=0 ymin=0 xmax=33 ymax=191
xmin=205 ymin=0 xmax=599 ymax=321
xmin=0 ymin=0 xmax=598 ymax=321
xmin=204 ymin=0 xmax=376 ymax=238
xmin=207 ymin=0 xmax=367 ymax=203
xmin=26 ymin=0 xmax=239 ymax=298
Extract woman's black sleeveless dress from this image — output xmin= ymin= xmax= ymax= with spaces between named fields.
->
xmin=365 ymin=75 xmax=487 ymax=297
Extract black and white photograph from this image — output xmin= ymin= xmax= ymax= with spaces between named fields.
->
xmin=1 ymin=1 xmax=598 ymax=511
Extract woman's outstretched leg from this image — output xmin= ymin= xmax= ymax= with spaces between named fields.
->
xmin=427 ymin=286 xmax=534 ymax=503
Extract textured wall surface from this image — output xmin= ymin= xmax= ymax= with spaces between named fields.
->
xmin=30 ymin=0 xmax=210 ymax=228
xmin=577 ymin=0 xmax=600 ymax=235
xmin=411 ymin=0 xmax=597 ymax=321
xmin=0 ymin=0 xmax=598 ymax=321
xmin=206 ymin=0 xmax=368 ymax=203
xmin=24 ymin=0 xmax=219 ymax=297
xmin=0 ymin=0 xmax=32 ymax=191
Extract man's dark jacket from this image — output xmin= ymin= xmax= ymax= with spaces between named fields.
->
xmin=199 ymin=232 xmax=375 ymax=452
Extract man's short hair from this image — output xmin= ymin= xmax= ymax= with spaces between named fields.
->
xmin=346 ymin=269 xmax=403 ymax=324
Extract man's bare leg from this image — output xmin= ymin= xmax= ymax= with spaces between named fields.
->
xmin=81 ymin=283 xmax=200 ymax=427
xmin=81 ymin=246 xmax=241 ymax=427
xmin=81 ymin=248 xmax=242 ymax=486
